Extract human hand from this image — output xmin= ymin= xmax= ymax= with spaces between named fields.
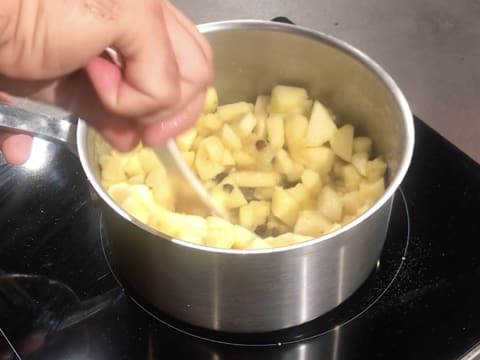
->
xmin=0 ymin=0 xmax=213 ymax=164
xmin=0 ymin=93 xmax=33 ymax=164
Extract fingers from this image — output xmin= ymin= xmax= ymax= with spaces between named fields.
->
xmin=151 ymin=1 xmax=213 ymax=119
xmin=0 ymin=94 xmax=33 ymax=165
xmin=0 ymin=92 xmax=13 ymax=103
xmin=85 ymin=0 xmax=213 ymax=145
xmin=163 ymin=1 xmax=213 ymax=64
xmin=86 ymin=0 xmax=213 ymax=123
xmin=55 ymin=70 xmax=140 ymax=152
xmin=142 ymin=89 xmax=206 ymax=146
xmin=85 ymin=1 xmax=181 ymax=118
xmin=0 ymin=133 xmax=33 ymax=165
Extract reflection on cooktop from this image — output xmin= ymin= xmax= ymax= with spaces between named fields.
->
xmin=0 ymin=274 xmax=88 ymax=359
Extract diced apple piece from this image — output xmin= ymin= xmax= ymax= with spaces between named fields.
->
xmin=341 ymin=215 xmax=356 ymax=226
xmin=108 ymin=151 xmax=129 ymax=167
xmin=194 ymin=145 xmax=225 ymax=181
xmin=247 ymin=238 xmax=272 ymax=250
xmin=254 ymin=94 xmax=270 ymax=118
xmin=107 ymin=182 xmax=132 ymax=204
xmin=284 ymin=114 xmax=309 ymax=151
xmin=181 ymin=151 xmax=195 ymax=167
xmin=123 ymin=154 xmax=144 ymax=177
xmin=341 ymin=164 xmax=363 ymax=191
xmin=253 ymin=187 xmax=275 ymax=201
xmin=204 ymin=227 xmax=235 ymax=248
xmin=176 ymin=228 xmax=206 ymax=245
xmin=176 ymin=127 xmax=198 ymax=152
xmin=220 ymin=123 xmax=242 ymax=151
xmin=351 ymin=152 xmax=369 ymax=176
xmin=292 ymin=146 xmax=335 ymax=174
xmin=121 ymin=185 xmax=158 ymax=222
xmin=265 ymin=217 xmax=290 ymax=237
xmin=233 ymin=112 xmax=257 ymax=138
xmin=253 ymin=95 xmax=270 ymax=138
xmin=301 ymin=168 xmax=322 ymax=194
xmin=210 ymin=181 xmax=248 ymax=209
xmin=267 ymin=232 xmax=313 ymax=247
xmin=232 ymin=150 xmax=256 ymax=167
xmin=203 ymin=113 xmax=223 ymax=132
xmin=221 ymin=149 xmax=235 ymax=166
xmin=121 ymin=196 xmax=151 ymax=223
xmin=286 ymin=183 xmax=311 ymax=208
xmin=194 ymin=114 xmax=208 ymax=136
xmin=145 ymin=166 xmax=167 ymax=188
xmin=112 ymin=150 xmax=133 ymax=167
xmin=365 ymin=158 xmax=387 ymax=182
xmin=271 ymin=187 xmax=300 ymax=226
xmin=359 ymin=178 xmax=385 ymax=204
xmin=317 ymin=186 xmax=343 ymax=222
xmin=342 ymin=191 xmax=365 ymax=215
xmin=353 ymin=136 xmax=373 ymax=155
xmin=128 ymin=174 xmax=145 ymax=185
xmin=266 ymin=114 xmax=285 ymax=150
xmin=269 ymin=85 xmax=308 ymax=114
xmin=100 ymin=155 xmax=127 ymax=182
xmin=194 ymin=154 xmax=225 ymax=181
xmin=217 ymin=102 xmax=253 ymax=123
xmin=151 ymin=181 xmax=175 ymax=210
xmin=306 ymin=100 xmax=338 ymax=147
xmin=274 ymin=149 xmax=303 ymax=181
xmin=328 ymin=223 xmax=342 ymax=233
xmin=161 ymin=211 xmax=207 ymax=237
xmin=287 ymin=163 xmax=304 ymax=182
xmin=330 ymin=124 xmax=354 ymax=162
xmin=294 ymin=210 xmax=332 ymax=237
xmin=206 ymin=216 xmax=232 ymax=229
xmin=239 ymin=200 xmax=271 ymax=230
xmin=148 ymin=211 xmax=169 ymax=234
xmin=202 ymin=87 xmax=218 ymax=114
xmin=196 ymin=113 xmax=221 ymax=135
xmin=292 ymin=99 xmax=313 ymax=117
xmin=201 ymin=136 xmax=224 ymax=163
xmin=253 ymin=115 xmax=267 ymax=140
xmin=332 ymin=158 xmax=346 ymax=180
xmin=94 ymin=134 xmax=113 ymax=158
xmin=233 ymin=225 xmax=258 ymax=249
xmin=101 ymin=180 xmax=116 ymax=190
xmin=252 ymin=140 xmax=276 ymax=170
xmin=138 ymin=148 xmax=161 ymax=173
xmin=229 ymin=171 xmax=281 ymax=188
xmin=273 ymin=149 xmax=292 ymax=174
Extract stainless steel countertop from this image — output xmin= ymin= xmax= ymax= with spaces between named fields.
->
xmin=174 ymin=0 xmax=480 ymax=163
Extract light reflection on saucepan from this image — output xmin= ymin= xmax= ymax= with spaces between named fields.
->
xmin=22 ymin=138 xmax=54 ymax=171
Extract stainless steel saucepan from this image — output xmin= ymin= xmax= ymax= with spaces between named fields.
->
xmin=0 ymin=20 xmax=414 ymax=332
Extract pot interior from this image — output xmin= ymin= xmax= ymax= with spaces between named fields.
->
xmin=82 ymin=21 xmax=412 ymax=230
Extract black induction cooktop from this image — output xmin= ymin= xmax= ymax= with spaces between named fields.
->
xmin=0 ymin=117 xmax=479 ymax=360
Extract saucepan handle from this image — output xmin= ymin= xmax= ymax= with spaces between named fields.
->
xmin=0 ymin=103 xmax=78 ymax=155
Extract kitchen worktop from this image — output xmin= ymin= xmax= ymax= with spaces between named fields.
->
xmin=173 ymin=0 xmax=480 ymax=163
